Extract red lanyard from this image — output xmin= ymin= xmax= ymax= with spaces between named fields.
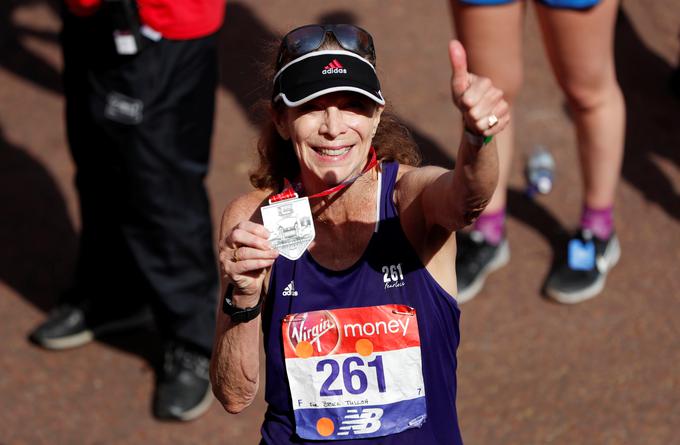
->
xmin=269 ymin=146 xmax=378 ymax=203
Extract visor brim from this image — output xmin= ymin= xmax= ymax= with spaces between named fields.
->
xmin=274 ymin=81 xmax=385 ymax=107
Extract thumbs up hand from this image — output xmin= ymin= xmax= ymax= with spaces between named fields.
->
xmin=449 ymin=40 xmax=509 ymax=137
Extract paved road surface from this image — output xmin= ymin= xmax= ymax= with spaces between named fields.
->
xmin=1 ymin=1 xmax=678 ymax=444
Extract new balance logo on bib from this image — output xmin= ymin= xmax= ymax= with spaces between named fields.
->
xmin=337 ymin=408 xmax=384 ymax=436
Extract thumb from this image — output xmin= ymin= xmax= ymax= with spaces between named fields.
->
xmin=449 ymin=40 xmax=470 ymax=98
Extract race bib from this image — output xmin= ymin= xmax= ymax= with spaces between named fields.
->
xmin=282 ymin=304 xmax=427 ymax=440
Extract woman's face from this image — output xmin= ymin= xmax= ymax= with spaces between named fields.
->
xmin=275 ymin=92 xmax=383 ymax=189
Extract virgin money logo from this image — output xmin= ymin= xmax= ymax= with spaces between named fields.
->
xmin=287 ymin=310 xmax=340 ymax=356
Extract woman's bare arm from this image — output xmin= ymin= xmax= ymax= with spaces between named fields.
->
xmin=397 ymin=40 xmax=507 ymax=238
xmin=210 ymin=191 xmax=278 ymax=413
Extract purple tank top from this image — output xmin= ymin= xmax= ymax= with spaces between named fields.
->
xmin=261 ymin=161 xmax=463 ymax=444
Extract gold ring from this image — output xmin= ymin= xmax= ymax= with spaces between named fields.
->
xmin=231 ymin=248 xmax=240 ymax=263
xmin=487 ymin=114 xmax=499 ymax=128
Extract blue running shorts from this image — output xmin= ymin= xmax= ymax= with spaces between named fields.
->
xmin=459 ymin=0 xmax=600 ymax=9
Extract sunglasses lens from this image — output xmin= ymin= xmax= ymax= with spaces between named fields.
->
xmin=284 ymin=26 xmax=326 ymax=59
xmin=333 ymin=25 xmax=373 ymax=57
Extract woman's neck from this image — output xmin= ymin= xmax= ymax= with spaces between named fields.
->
xmin=309 ymin=168 xmax=378 ymax=226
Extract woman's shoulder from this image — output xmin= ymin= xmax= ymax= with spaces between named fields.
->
xmin=394 ymin=162 xmax=417 ymax=179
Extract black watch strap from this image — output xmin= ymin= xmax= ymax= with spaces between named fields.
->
xmin=222 ymin=284 xmax=264 ymax=323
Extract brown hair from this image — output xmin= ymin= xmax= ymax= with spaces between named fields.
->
xmin=249 ymin=33 xmax=421 ymax=191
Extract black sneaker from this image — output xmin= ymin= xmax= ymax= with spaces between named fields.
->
xmin=545 ymin=229 xmax=621 ymax=304
xmin=455 ymin=231 xmax=510 ymax=303
xmin=29 ymin=304 xmax=153 ymax=350
xmin=153 ymin=341 xmax=212 ymax=421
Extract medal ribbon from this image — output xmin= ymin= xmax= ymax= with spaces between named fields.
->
xmin=269 ymin=146 xmax=378 ymax=203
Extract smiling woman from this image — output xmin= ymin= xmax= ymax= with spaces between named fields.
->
xmin=273 ymin=91 xmax=383 ymax=190
xmin=210 ymin=23 xmax=509 ymax=444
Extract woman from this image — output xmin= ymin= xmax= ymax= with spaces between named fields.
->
xmin=211 ymin=24 xmax=508 ymax=443
xmin=450 ymin=0 xmax=625 ymax=303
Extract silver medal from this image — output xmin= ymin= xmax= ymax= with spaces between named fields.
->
xmin=261 ymin=196 xmax=315 ymax=260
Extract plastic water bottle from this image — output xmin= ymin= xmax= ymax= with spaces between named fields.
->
xmin=525 ymin=145 xmax=555 ymax=196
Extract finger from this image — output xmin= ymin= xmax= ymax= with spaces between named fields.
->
xmin=234 ymin=246 xmax=279 ymax=262
xmin=223 ymin=220 xmax=271 ymax=243
xmin=483 ymin=114 xmax=510 ymax=136
xmin=467 ymin=87 xmax=503 ymax=122
xmin=231 ymin=258 xmax=277 ymax=276
xmin=475 ymin=103 xmax=510 ymax=136
xmin=449 ymin=40 xmax=470 ymax=99
xmin=229 ymin=225 xmax=273 ymax=251
xmin=237 ymin=220 xmax=272 ymax=239
xmin=459 ymin=76 xmax=494 ymax=111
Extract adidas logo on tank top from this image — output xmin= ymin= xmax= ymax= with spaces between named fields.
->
xmin=282 ymin=281 xmax=299 ymax=297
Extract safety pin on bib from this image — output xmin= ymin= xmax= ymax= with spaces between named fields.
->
xmin=392 ymin=309 xmax=416 ymax=316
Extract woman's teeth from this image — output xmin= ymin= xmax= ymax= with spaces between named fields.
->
xmin=317 ymin=146 xmax=351 ymax=156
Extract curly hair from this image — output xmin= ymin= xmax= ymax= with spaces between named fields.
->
xmin=249 ymin=32 xmax=421 ymax=191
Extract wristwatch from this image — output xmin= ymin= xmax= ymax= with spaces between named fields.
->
xmin=222 ymin=284 xmax=264 ymax=323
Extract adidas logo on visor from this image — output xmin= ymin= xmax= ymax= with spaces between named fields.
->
xmin=322 ymin=59 xmax=347 ymax=75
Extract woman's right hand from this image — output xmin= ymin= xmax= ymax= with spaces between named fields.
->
xmin=218 ymin=221 xmax=279 ymax=305
xmin=449 ymin=40 xmax=509 ymax=138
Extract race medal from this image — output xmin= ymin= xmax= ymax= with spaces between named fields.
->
xmin=261 ymin=196 xmax=315 ymax=260
xmin=282 ymin=304 xmax=427 ymax=440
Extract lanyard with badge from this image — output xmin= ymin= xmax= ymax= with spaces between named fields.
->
xmin=260 ymin=147 xmax=378 ymax=260
xmin=105 ymin=0 xmax=160 ymax=55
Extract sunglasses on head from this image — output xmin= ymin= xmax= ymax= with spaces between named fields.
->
xmin=277 ymin=24 xmax=376 ymax=69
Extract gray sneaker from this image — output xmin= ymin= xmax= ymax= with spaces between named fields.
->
xmin=29 ymin=304 xmax=153 ymax=350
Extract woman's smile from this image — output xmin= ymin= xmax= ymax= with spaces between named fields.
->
xmin=311 ymin=144 xmax=354 ymax=159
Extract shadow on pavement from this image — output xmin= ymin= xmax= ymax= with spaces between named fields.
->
xmin=0 ymin=0 xmax=62 ymax=95
xmin=217 ymin=2 xmax=277 ymax=125
xmin=0 ymin=124 xmax=77 ymax=312
xmin=615 ymin=9 xmax=680 ymax=221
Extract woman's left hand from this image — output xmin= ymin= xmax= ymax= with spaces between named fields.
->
xmin=218 ymin=221 xmax=279 ymax=306
xmin=449 ymin=40 xmax=509 ymax=137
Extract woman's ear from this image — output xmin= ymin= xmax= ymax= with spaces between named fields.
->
xmin=271 ymin=107 xmax=291 ymax=140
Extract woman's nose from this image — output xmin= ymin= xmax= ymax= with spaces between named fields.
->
xmin=320 ymin=107 xmax=347 ymax=138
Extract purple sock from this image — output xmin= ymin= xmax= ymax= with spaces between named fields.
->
xmin=580 ymin=205 xmax=614 ymax=239
xmin=473 ymin=209 xmax=506 ymax=246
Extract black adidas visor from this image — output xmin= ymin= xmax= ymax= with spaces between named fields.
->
xmin=272 ymin=50 xmax=385 ymax=107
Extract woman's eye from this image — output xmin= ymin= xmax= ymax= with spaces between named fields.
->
xmin=298 ymin=102 xmax=323 ymax=113
xmin=344 ymin=100 xmax=369 ymax=111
